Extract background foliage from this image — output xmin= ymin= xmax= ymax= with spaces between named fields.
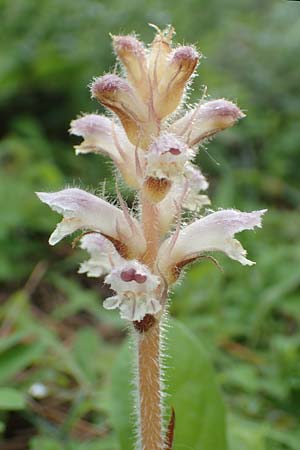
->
xmin=1 ymin=0 xmax=300 ymax=449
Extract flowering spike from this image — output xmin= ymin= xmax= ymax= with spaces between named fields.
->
xmin=36 ymin=26 xmax=266 ymax=450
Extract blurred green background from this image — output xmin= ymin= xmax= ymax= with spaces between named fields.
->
xmin=1 ymin=0 xmax=300 ymax=449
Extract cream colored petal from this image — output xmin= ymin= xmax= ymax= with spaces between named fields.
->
xmin=78 ymin=233 xmax=123 ymax=277
xmin=36 ymin=189 xmax=146 ymax=256
xmin=158 ymin=209 xmax=267 ymax=277
xmin=153 ymin=46 xmax=199 ymax=119
xmin=170 ymin=99 xmax=245 ymax=147
xmin=112 ymin=35 xmax=150 ymax=102
xmin=103 ymin=296 xmax=122 ymax=310
xmin=70 ymin=114 xmax=129 ymax=162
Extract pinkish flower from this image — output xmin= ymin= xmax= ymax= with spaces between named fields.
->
xmin=104 ymin=260 xmax=161 ymax=320
xmin=69 ymin=114 xmax=140 ymax=188
xmin=170 ymin=99 xmax=245 ymax=146
xmin=36 ymin=188 xmax=146 ymax=258
xmin=157 ymin=209 xmax=267 ymax=282
xmin=152 ymin=45 xmax=200 ymax=119
xmin=112 ymin=34 xmax=150 ymax=102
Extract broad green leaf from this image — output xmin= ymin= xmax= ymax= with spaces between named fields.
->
xmin=0 ymin=388 xmax=26 ymax=410
xmin=111 ymin=318 xmax=227 ymax=450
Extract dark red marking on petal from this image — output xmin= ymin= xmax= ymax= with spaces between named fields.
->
xmin=168 ymin=147 xmax=181 ymax=155
xmin=134 ymin=273 xmax=147 ymax=283
xmin=120 ymin=268 xmax=136 ymax=282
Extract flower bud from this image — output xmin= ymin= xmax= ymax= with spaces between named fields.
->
xmin=91 ymin=74 xmax=158 ymax=148
xmin=153 ymin=46 xmax=200 ymax=119
xmin=148 ymin=26 xmax=174 ymax=87
xmin=112 ymin=35 xmax=150 ymax=102
xmin=171 ymin=99 xmax=245 ymax=146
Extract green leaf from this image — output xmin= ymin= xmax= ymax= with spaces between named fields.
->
xmin=72 ymin=327 xmax=102 ymax=384
xmin=111 ymin=318 xmax=227 ymax=450
xmin=30 ymin=436 xmax=64 ymax=450
xmin=0 ymin=388 xmax=26 ymax=410
xmin=0 ymin=342 xmax=45 ymax=383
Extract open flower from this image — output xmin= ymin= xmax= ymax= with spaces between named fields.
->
xmin=36 ymin=188 xmax=146 ymax=258
xmin=157 ymin=209 xmax=267 ymax=282
xmin=69 ymin=114 xmax=141 ymax=188
xmin=104 ymin=260 xmax=161 ymax=320
xmin=146 ymin=133 xmax=194 ymax=180
xmin=143 ymin=133 xmax=194 ymax=202
xmin=170 ymin=99 xmax=245 ymax=147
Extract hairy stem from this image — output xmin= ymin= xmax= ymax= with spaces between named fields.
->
xmin=141 ymin=194 xmax=160 ymax=268
xmin=136 ymin=321 xmax=163 ymax=450
xmin=135 ymin=191 xmax=163 ymax=450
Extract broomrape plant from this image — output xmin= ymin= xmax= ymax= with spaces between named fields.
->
xmin=37 ymin=26 xmax=266 ymax=450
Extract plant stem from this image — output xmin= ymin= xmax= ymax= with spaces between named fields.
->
xmin=136 ymin=321 xmax=163 ymax=450
xmin=135 ymin=192 xmax=163 ymax=450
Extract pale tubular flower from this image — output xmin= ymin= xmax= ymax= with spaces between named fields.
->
xmin=104 ymin=260 xmax=161 ymax=321
xmin=70 ymin=114 xmax=129 ymax=161
xmin=36 ymin=188 xmax=146 ymax=258
xmin=112 ymin=35 xmax=150 ymax=103
xmin=78 ymin=233 xmax=123 ymax=277
xmin=69 ymin=114 xmax=140 ymax=188
xmin=153 ymin=45 xmax=200 ymax=119
xmin=157 ymin=209 xmax=267 ymax=282
xmin=148 ymin=25 xmax=174 ymax=88
xmin=146 ymin=133 xmax=194 ymax=180
xmin=170 ymin=99 xmax=245 ymax=147
xmin=90 ymin=74 xmax=159 ymax=149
